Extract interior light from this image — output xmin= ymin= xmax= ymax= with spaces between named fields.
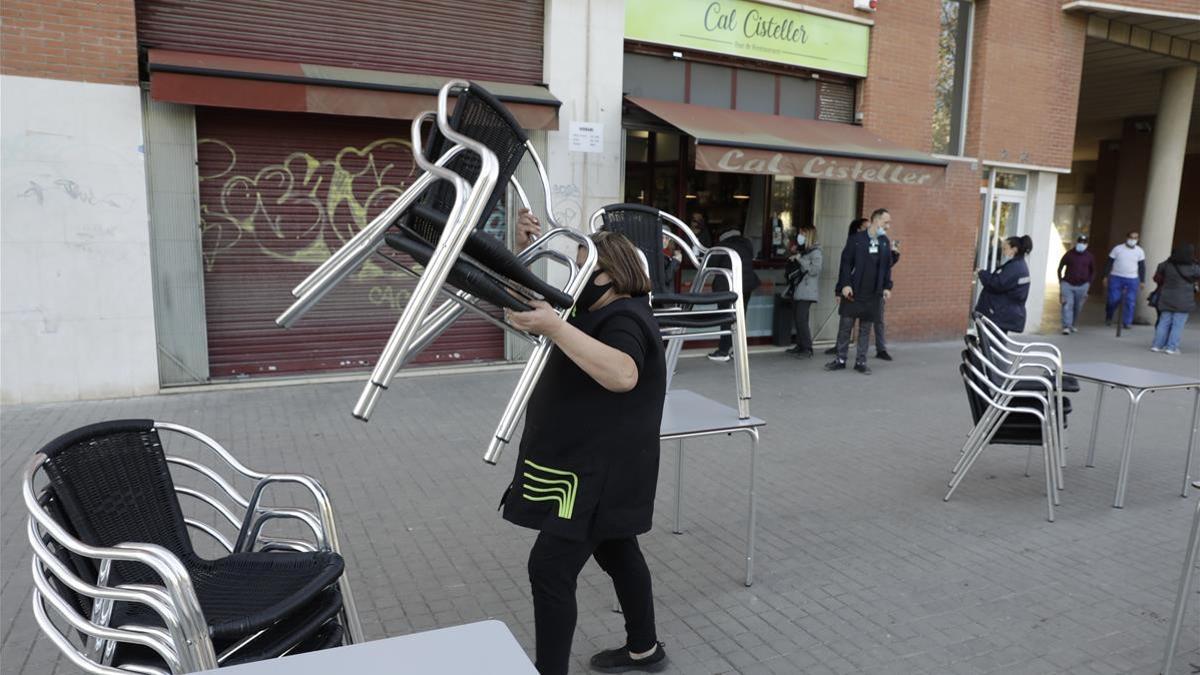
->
xmin=685 ymin=194 xmax=698 ymax=199
xmin=733 ymin=194 xmax=750 ymax=200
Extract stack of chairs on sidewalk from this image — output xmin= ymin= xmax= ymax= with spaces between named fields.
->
xmin=277 ymin=80 xmax=597 ymax=464
xmin=24 ymin=419 xmax=362 ymax=673
xmin=946 ymin=313 xmax=1079 ymax=521
xmin=589 ymin=203 xmax=752 ymax=419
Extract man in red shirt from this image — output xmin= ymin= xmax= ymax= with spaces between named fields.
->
xmin=1057 ymin=234 xmax=1095 ymax=334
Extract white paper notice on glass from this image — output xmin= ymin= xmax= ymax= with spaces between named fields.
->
xmin=568 ymin=121 xmax=603 ymax=153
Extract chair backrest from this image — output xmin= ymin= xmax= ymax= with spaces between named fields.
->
xmin=37 ymin=420 xmax=196 ymax=587
xmin=599 ymin=204 xmax=673 ymax=294
xmin=407 ymin=83 xmax=529 ymax=246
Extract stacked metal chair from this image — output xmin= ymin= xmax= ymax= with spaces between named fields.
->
xmin=946 ymin=316 xmax=1076 ymax=521
xmin=588 ymin=203 xmax=751 ymax=418
xmin=24 ymin=419 xmax=361 ymax=673
xmin=277 ymin=81 xmax=596 ymax=463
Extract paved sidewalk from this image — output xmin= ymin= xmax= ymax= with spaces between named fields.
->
xmin=2 ymin=322 xmax=1198 ymax=674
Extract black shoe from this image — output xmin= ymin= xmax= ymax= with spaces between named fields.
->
xmin=590 ymin=642 xmax=668 ymax=673
xmin=707 ymin=350 xmax=731 ymax=362
xmin=824 ymin=346 xmax=838 ymax=355
xmin=876 ymin=351 xmax=893 ymax=361
xmin=784 ymin=345 xmax=802 ymax=354
xmin=824 ymin=360 xmax=846 ymax=371
xmin=854 ymin=363 xmax=872 ymax=375
xmin=791 ymin=349 xmax=813 ymax=359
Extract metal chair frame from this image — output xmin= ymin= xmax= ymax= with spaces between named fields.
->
xmin=273 ymin=81 xmax=598 ymax=464
xmin=949 ymin=353 xmax=1061 ymax=522
xmin=588 ymin=205 xmax=752 ymax=419
xmin=972 ymin=315 xmax=1068 ymax=481
xmin=25 ymin=422 xmax=363 ymax=674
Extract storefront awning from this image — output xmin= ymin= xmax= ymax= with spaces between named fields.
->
xmin=627 ymin=97 xmax=947 ymax=185
xmin=147 ymin=50 xmax=561 ymax=130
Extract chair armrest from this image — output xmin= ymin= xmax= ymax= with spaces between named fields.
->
xmin=235 ymin=474 xmax=339 ymax=554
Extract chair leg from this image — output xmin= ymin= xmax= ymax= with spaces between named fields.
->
xmin=484 ymin=338 xmax=556 ymax=464
xmin=729 ymin=320 xmax=751 ymax=419
xmin=946 ymin=425 xmax=996 ymax=500
xmin=955 ymin=408 xmax=1004 ymax=475
xmin=1024 ymin=446 xmax=1034 ymax=478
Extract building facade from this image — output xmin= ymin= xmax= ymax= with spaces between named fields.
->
xmin=3 ymin=0 xmax=1197 ymax=403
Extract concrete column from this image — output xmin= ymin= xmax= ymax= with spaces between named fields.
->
xmin=1137 ymin=64 xmax=1196 ymax=323
xmin=1025 ymin=171 xmax=1059 ymax=334
xmin=542 ymin=0 xmax=626 ymax=233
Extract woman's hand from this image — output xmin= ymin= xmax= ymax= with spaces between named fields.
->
xmin=515 ymin=208 xmax=541 ymax=252
xmin=505 ymin=300 xmax=562 ymax=337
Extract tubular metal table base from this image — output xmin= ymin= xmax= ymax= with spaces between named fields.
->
xmin=1071 ymin=365 xmax=1200 ymax=508
xmin=660 ymin=389 xmax=766 ymax=587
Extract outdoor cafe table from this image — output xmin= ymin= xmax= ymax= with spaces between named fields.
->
xmin=661 ymin=389 xmax=766 ymax=586
xmin=199 ymin=620 xmax=535 ymax=674
xmin=1065 ymin=361 xmax=1200 ymax=508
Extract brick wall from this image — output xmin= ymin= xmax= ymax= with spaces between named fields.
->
xmin=864 ymin=160 xmax=983 ymax=341
xmin=0 ymin=0 xmax=138 ymax=85
xmin=968 ymin=1 xmax=1087 ymax=169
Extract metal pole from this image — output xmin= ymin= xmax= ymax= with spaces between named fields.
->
xmin=1161 ymin=495 xmax=1200 ymax=675
xmin=1181 ymin=388 xmax=1199 ymax=498
xmin=745 ymin=427 xmax=759 ymax=587
xmin=1087 ymin=385 xmax=1105 ymax=467
xmin=1113 ymin=388 xmax=1146 ymax=508
xmin=674 ymin=438 xmax=684 ymax=535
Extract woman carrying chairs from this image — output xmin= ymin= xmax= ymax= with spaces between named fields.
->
xmin=500 ymin=231 xmax=669 ymax=675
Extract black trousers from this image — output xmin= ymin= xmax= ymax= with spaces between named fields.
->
xmin=835 ymin=315 xmax=872 ymax=366
xmin=792 ymin=299 xmax=814 ymax=351
xmin=528 ymin=531 xmax=657 ymax=675
xmin=717 ymin=294 xmax=752 ymax=354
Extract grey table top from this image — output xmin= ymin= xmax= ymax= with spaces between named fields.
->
xmin=1064 ymin=361 xmax=1200 ymax=390
xmin=661 ymin=389 xmax=766 ymax=438
xmin=200 ymin=620 xmax=535 ymax=675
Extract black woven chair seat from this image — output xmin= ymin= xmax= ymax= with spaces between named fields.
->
xmin=113 ymin=589 xmax=344 ymax=669
xmin=656 ymin=313 xmax=736 ymax=329
xmin=108 ymin=550 xmax=344 ymax=639
xmin=652 ymin=290 xmax=740 ymax=307
xmin=1010 ymin=376 xmax=1080 ymax=393
xmin=385 ymin=231 xmax=533 ymax=311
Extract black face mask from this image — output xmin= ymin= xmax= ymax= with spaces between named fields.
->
xmin=575 ymin=270 xmax=613 ymax=314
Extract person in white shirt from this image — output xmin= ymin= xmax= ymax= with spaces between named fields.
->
xmin=1103 ymin=230 xmax=1145 ymax=328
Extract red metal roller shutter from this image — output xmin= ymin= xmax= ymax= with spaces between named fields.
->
xmin=196 ymin=108 xmax=503 ymax=378
xmin=136 ymin=0 xmax=544 ymax=85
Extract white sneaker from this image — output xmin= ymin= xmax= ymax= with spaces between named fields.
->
xmin=1165 ymin=349 xmax=1180 ymax=355
xmin=1069 ymin=326 xmax=1078 ymax=334
xmin=1061 ymin=328 xmax=1071 ymax=335
xmin=1150 ymin=346 xmax=1164 ymax=352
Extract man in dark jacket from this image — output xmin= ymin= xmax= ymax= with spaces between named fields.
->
xmin=825 ymin=209 xmax=894 ymax=374
xmin=1057 ymin=234 xmax=1095 ymax=334
xmin=709 ymin=229 xmax=762 ymax=361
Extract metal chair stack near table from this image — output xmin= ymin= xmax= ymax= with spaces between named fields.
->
xmin=1065 ymin=362 xmax=1200 ymax=508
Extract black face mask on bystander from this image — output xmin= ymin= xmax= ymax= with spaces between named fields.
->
xmin=575 ymin=271 xmax=613 ymax=313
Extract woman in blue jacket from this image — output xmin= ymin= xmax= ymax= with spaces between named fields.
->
xmin=976 ymin=235 xmax=1033 ymax=333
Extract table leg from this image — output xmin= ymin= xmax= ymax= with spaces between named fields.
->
xmin=745 ymin=427 xmax=759 ymax=588
xmin=1161 ymin=498 xmax=1200 ymax=675
xmin=1114 ymin=388 xmax=1146 ymax=509
xmin=673 ymin=438 xmax=684 ymax=535
xmin=1182 ymin=388 xmax=1200 ymax=498
xmin=1086 ymin=385 xmax=1105 ymax=467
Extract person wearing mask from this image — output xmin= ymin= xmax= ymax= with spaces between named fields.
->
xmin=505 ymin=215 xmax=669 ymax=675
xmin=708 ymin=228 xmax=762 ymax=362
xmin=825 ymin=209 xmax=893 ymax=374
xmin=785 ymin=225 xmax=823 ymax=358
xmin=1057 ymin=234 xmax=1096 ymax=334
xmin=1103 ymin=231 xmax=1145 ymax=329
xmin=1149 ymin=244 xmax=1200 ymax=355
xmin=975 ymin=235 xmax=1034 ymax=334
xmin=873 ymin=211 xmax=899 ymax=361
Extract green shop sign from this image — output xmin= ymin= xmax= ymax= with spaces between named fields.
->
xmin=625 ymin=0 xmax=870 ymax=77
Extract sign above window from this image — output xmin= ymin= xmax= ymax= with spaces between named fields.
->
xmin=625 ymin=0 xmax=871 ymax=78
